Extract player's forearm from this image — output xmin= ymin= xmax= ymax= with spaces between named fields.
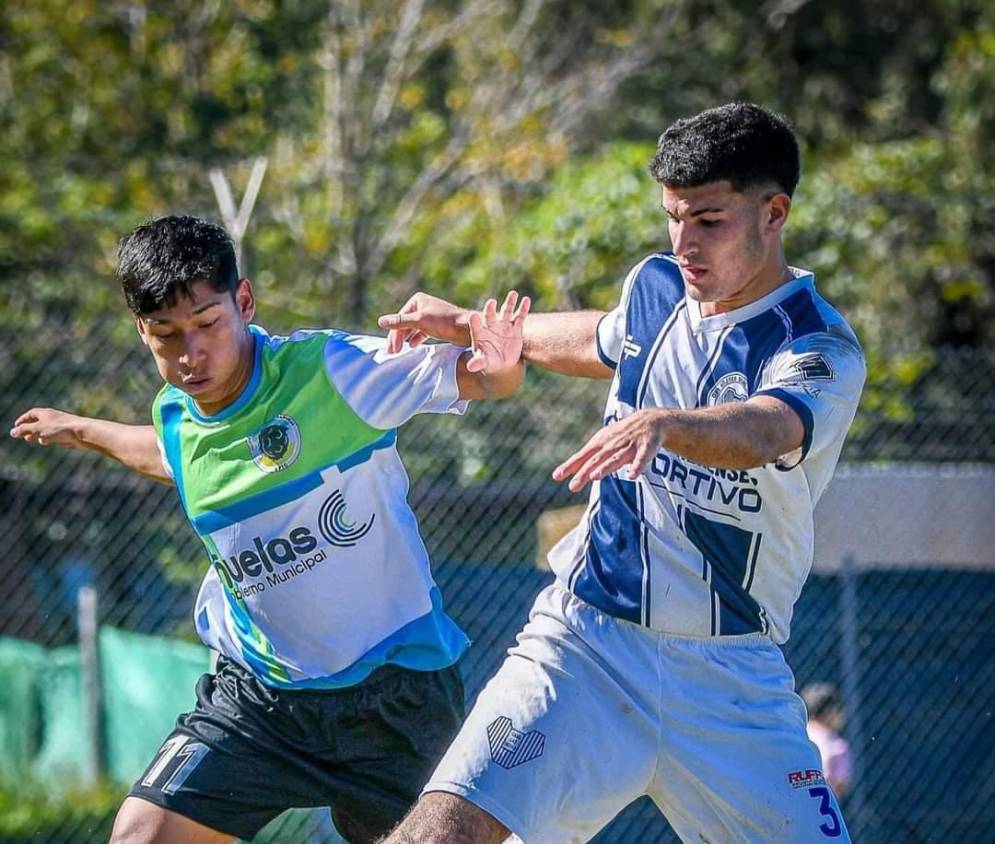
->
xmin=457 ymin=356 xmax=526 ymax=400
xmin=76 ymin=418 xmax=173 ymax=484
xmin=656 ymin=400 xmax=802 ymax=470
xmin=522 ymin=311 xmax=612 ymax=379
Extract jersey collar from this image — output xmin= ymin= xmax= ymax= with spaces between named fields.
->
xmin=686 ymin=268 xmax=815 ymax=334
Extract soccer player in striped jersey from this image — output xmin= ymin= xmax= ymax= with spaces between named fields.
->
xmin=10 ymin=215 xmax=529 ymax=844
xmin=379 ymin=103 xmax=864 ymax=843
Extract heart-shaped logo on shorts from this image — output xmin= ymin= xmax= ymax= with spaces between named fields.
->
xmin=487 ymin=716 xmax=545 ymax=769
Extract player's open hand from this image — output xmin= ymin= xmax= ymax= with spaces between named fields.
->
xmin=378 ymin=292 xmax=473 ymax=354
xmin=10 ymin=408 xmax=86 ymax=449
xmin=465 ymin=291 xmax=531 ymax=374
xmin=553 ymin=409 xmax=668 ymax=492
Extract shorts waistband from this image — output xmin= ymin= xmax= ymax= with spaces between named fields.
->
xmin=218 ymin=656 xmax=454 ymax=698
xmin=550 ymin=582 xmax=774 ymax=648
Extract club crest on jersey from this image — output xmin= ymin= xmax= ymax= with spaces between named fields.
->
xmin=248 ymin=414 xmax=302 ymax=473
xmin=707 ymin=372 xmax=749 ymax=406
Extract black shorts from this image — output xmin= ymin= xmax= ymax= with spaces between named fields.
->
xmin=128 ymin=657 xmax=465 ymax=842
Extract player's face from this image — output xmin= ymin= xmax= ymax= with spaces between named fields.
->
xmin=662 ymin=181 xmax=791 ymax=316
xmin=136 ymin=278 xmax=256 ymax=415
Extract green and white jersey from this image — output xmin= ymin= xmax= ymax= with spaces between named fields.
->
xmin=152 ymin=325 xmax=471 ymax=689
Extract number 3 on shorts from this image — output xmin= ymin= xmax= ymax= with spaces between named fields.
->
xmin=808 ymin=785 xmax=843 ymax=837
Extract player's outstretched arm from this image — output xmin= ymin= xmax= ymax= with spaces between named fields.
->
xmin=456 ymin=291 xmax=529 ymax=401
xmin=553 ymin=397 xmax=805 ymax=492
xmin=379 ymin=294 xmax=612 ymax=380
xmin=10 ymin=408 xmax=173 ymax=485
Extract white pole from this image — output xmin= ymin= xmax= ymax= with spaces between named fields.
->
xmin=839 ymin=553 xmax=864 ymax=837
xmin=78 ymin=584 xmax=104 ymax=784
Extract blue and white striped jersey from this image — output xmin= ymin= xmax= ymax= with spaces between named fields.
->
xmin=547 ymin=253 xmax=866 ymax=643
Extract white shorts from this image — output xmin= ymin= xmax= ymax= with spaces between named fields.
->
xmin=425 ymin=583 xmax=849 ymax=844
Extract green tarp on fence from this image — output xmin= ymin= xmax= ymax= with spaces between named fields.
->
xmin=0 ymin=629 xmax=211 ymax=789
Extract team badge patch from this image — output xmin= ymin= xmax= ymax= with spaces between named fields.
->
xmin=487 ymin=716 xmax=545 ymax=769
xmin=707 ymin=372 xmax=749 ymax=406
xmin=248 ymin=415 xmax=302 ymax=473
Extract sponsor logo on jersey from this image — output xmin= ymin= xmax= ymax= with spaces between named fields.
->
xmin=487 ymin=716 xmax=545 ymax=769
xmin=707 ymin=372 xmax=749 ymax=405
xmin=248 ymin=414 xmax=301 ymax=473
xmin=208 ymin=491 xmax=375 ymax=594
xmin=651 ymin=452 xmax=763 ymax=514
xmin=622 ymin=335 xmax=643 ymax=359
xmin=319 ymin=490 xmax=376 ymax=547
xmin=790 ymin=353 xmax=835 ymax=381
xmin=787 ymin=769 xmax=826 ymax=789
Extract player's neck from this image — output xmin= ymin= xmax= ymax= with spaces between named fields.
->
xmin=700 ymin=255 xmax=793 ymax=317
xmin=193 ymin=333 xmax=256 ymax=417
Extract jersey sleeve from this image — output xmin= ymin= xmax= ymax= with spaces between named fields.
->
xmin=754 ymin=329 xmax=866 ymax=470
xmin=596 ymin=258 xmax=646 ymax=369
xmin=323 ymin=333 xmax=470 ymax=429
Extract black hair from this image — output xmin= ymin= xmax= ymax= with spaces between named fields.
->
xmin=117 ymin=215 xmax=240 ymax=315
xmin=648 ymin=102 xmax=800 ymax=197
xmin=802 ymin=683 xmax=842 ymax=720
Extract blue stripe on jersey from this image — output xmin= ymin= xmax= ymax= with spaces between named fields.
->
xmin=261 ymin=586 xmax=469 ymax=689
xmin=682 ymin=510 xmax=764 ymax=634
xmin=574 ymin=474 xmax=645 ymax=624
xmin=779 ymin=285 xmax=829 ymax=337
xmin=190 ymin=430 xmax=398 ymax=535
xmin=161 ymin=395 xmax=189 ymax=515
xmin=696 ymin=308 xmax=789 ymax=405
xmin=617 ymin=256 xmax=685 ymax=408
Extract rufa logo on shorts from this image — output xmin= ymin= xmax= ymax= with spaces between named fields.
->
xmin=707 ymin=372 xmax=749 ymax=406
xmin=248 ymin=415 xmax=302 ymax=473
xmin=487 ymin=716 xmax=545 ymax=769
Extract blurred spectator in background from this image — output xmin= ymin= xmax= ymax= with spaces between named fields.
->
xmin=802 ymin=682 xmax=852 ymax=797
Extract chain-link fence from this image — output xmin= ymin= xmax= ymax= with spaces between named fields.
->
xmin=1 ymin=319 xmax=993 ymax=843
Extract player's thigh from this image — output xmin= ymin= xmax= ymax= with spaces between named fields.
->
xmin=110 ymin=796 xmax=234 ymax=844
xmin=650 ymin=636 xmax=850 ymax=844
xmin=328 ymin=663 xmax=466 ymax=843
xmin=425 ymin=584 xmax=659 ymax=844
xmin=383 ymin=791 xmax=509 ymax=844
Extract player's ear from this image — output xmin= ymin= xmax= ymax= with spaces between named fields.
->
xmin=235 ymin=278 xmax=256 ymax=324
xmin=135 ymin=315 xmax=150 ymax=347
xmin=765 ymin=193 xmax=791 ymax=234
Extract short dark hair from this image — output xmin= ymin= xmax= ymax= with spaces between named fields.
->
xmin=117 ymin=215 xmax=240 ymax=315
xmin=648 ymin=102 xmax=800 ymax=197
xmin=802 ymin=683 xmax=842 ymax=720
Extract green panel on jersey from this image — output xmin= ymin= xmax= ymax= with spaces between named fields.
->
xmin=152 ymin=331 xmax=386 ymax=525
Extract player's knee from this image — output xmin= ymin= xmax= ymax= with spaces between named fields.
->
xmin=382 ymin=791 xmax=510 ymax=844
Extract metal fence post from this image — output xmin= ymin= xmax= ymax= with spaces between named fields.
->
xmin=839 ymin=552 xmax=864 ymax=838
xmin=78 ymin=585 xmax=105 ymax=784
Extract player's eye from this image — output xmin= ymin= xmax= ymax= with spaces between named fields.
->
xmin=699 ymin=218 xmax=722 ymax=228
xmin=200 ymin=318 xmax=220 ymax=329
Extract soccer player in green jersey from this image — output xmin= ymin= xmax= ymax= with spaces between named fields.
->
xmin=10 ymin=215 xmax=529 ymax=844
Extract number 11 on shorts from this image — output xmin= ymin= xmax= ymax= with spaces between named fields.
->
xmin=141 ymin=735 xmax=210 ymax=795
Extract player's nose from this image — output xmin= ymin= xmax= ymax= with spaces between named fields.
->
xmin=670 ymin=222 xmax=697 ymax=258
